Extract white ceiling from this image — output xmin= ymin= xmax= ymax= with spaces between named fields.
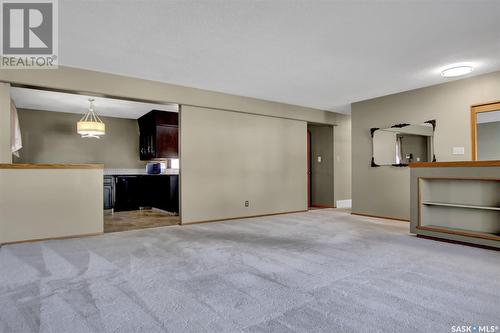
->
xmin=59 ymin=1 xmax=500 ymax=114
xmin=11 ymin=87 xmax=178 ymax=119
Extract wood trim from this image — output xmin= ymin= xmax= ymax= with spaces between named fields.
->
xmin=1 ymin=232 xmax=103 ymax=246
xmin=418 ymin=177 xmax=424 ymax=229
xmin=470 ymin=100 xmax=500 ymax=111
xmin=418 ymin=177 xmax=500 ymax=181
xmin=471 ymin=105 xmax=478 ymax=161
xmin=0 ymin=163 xmax=104 ymax=169
xmin=416 ymin=225 xmax=500 ymax=242
xmin=350 ymin=212 xmax=409 ymax=222
xmin=415 ymin=234 xmax=499 ymax=251
xmin=409 ymin=160 xmax=500 ymax=168
xmin=470 ymin=101 xmax=500 ymax=161
xmin=182 ymin=210 xmax=308 ymax=225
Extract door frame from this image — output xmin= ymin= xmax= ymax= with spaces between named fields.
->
xmin=470 ymin=100 xmax=500 ymax=160
xmin=307 ymin=124 xmax=336 ymax=209
xmin=307 ymin=130 xmax=311 ymax=208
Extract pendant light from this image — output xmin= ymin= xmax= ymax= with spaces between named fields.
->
xmin=77 ymin=98 xmax=105 ymax=138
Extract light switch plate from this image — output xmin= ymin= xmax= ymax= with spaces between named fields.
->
xmin=317 ymin=156 xmax=322 ymax=163
xmin=452 ymin=147 xmax=465 ymax=155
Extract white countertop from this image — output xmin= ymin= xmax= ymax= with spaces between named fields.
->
xmin=104 ymin=168 xmax=179 ymax=175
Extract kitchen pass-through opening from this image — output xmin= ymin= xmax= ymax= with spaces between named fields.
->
xmin=10 ymin=86 xmax=181 ymax=233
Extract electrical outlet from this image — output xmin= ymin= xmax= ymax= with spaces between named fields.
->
xmin=245 ymin=200 xmax=249 ymax=207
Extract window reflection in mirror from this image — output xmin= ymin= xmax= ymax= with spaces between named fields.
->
xmin=476 ymin=110 xmax=500 ymax=161
xmin=372 ymin=122 xmax=435 ymax=166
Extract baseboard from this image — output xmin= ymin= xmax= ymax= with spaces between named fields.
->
xmin=182 ymin=210 xmax=308 ymax=225
xmin=1 ymin=232 xmax=104 ymax=246
xmin=350 ymin=212 xmax=409 ymax=222
xmin=336 ymin=199 xmax=352 ymax=208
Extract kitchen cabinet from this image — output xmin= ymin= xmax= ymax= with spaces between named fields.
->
xmin=138 ymin=110 xmax=178 ymax=160
xmin=103 ymin=176 xmax=114 ymax=210
xmin=114 ymin=176 xmax=142 ymax=211
xmin=110 ymin=175 xmax=179 ymax=213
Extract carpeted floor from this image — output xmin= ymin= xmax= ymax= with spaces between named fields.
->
xmin=0 ymin=209 xmax=498 ymax=333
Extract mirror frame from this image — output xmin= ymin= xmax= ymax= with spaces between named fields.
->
xmin=370 ymin=120 xmax=436 ymax=167
xmin=470 ymin=101 xmax=500 ymax=161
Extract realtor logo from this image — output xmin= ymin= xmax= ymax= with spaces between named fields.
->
xmin=1 ymin=0 xmax=58 ymax=68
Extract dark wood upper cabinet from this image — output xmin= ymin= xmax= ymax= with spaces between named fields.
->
xmin=138 ymin=110 xmax=179 ymax=160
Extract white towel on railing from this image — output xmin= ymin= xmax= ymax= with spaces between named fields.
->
xmin=11 ymin=100 xmax=22 ymax=157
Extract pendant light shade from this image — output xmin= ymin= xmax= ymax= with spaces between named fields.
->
xmin=77 ymin=98 xmax=105 ymax=138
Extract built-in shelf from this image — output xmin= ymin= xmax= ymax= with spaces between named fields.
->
xmin=414 ymin=176 xmax=500 ymax=248
xmin=417 ymin=225 xmax=500 ymax=241
xmin=422 ymin=201 xmax=500 ymax=211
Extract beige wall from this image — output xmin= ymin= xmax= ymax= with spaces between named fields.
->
xmin=0 ymin=83 xmax=11 ymax=163
xmin=333 ymin=114 xmax=351 ymax=202
xmin=181 ymin=105 xmax=307 ymax=223
xmin=0 ymin=66 xmax=338 ymax=124
xmin=0 ymin=66 xmax=351 ymax=223
xmin=14 ymin=109 xmax=145 ymax=168
xmin=0 ymin=168 xmax=103 ymax=244
xmin=352 ymin=71 xmax=500 ymax=220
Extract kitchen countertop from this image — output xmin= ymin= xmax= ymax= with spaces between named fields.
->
xmin=1 ymin=163 xmax=103 ymax=169
xmin=104 ymin=168 xmax=179 ymax=176
xmin=106 ymin=173 xmax=179 ymax=177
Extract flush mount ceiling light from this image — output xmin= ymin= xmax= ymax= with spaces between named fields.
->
xmin=441 ymin=64 xmax=473 ymax=78
xmin=77 ymin=98 xmax=106 ymax=138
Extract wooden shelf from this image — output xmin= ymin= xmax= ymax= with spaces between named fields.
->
xmin=415 ymin=175 xmax=500 ymax=247
xmin=417 ymin=225 xmax=500 ymax=241
xmin=422 ymin=201 xmax=500 ymax=211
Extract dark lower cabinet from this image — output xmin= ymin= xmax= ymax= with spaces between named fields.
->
xmin=111 ymin=175 xmax=179 ymax=213
xmin=114 ymin=176 xmax=142 ymax=211
xmin=103 ymin=176 xmax=114 ymax=210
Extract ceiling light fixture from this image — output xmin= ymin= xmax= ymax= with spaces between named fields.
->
xmin=77 ymin=98 xmax=106 ymax=138
xmin=440 ymin=64 xmax=473 ymax=78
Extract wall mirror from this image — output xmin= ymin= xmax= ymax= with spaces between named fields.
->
xmin=371 ymin=120 xmax=436 ymax=167
xmin=471 ymin=101 xmax=500 ymax=161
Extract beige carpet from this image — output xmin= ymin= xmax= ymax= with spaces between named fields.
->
xmin=1 ymin=209 xmax=499 ymax=332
